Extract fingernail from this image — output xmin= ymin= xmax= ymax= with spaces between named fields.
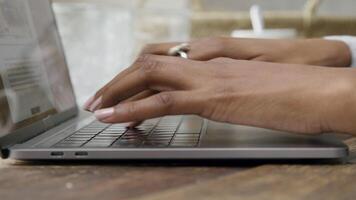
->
xmin=94 ymin=108 xmax=114 ymax=120
xmin=89 ymin=96 xmax=102 ymax=112
xmin=83 ymin=96 xmax=95 ymax=111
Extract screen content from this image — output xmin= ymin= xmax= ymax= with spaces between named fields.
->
xmin=0 ymin=0 xmax=76 ymax=136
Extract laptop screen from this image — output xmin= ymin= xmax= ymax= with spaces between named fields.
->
xmin=0 ymin=0 xmax=76 ymax=136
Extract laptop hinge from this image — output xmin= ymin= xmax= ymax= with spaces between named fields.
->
xmin=0 ymin=148 xmax=9 ymax=159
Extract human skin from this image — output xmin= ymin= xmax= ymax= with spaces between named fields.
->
xmin=85 ymin=37 xmax=351 ymax=111
xmin=85 ymin=55 xmax=356 ymax=135
xmin=141 ymin=37 xmax=352 ymax=67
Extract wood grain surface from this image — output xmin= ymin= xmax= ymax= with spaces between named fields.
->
xmin=0 ymin=137 xmax=355 ymax=200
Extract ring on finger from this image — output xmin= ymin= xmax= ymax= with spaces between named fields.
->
xmin=168 ymin=43 xmax=190 ymax=59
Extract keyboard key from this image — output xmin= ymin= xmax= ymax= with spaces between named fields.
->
xmin=112 ymin=140 xmax=142 ymax=147
xmin=104 ymin=131 xmax=126 ymax=134
xmin=74 ymin=132 xmax=97 ymax=135
xmin=146 ymin=138 xmax=172 ymax=142
xmin=148 ymin=139 xmax=173 ymax=142
xmin=121 ymin=136 xmax=141 ymax=141
xmin=60 ymin=139 xmax=87 ymax=143
xmin=150 ymin=134 xmax=173 ymax=137
xmin=149 ymin=133 xmax=171 ymax=137
xmin=172 ymin=137 xmax=198 ymax=141
xmin=92 ymin=139 xmax=119 ymax=143
xmin=152 ymin=130 xmax=175 ymax=133
xmin=69 ymin=134 xmax=93 ymax=138
xmin=124 ymin=131 xmax=145 ymax=136
xmin=65 ymin=139 xmax=91 ymax=143
xmin=94 ymin=135 xmax=120 ymax=139
xmin=84 ymin=139 xmax=115 ymax=145
xmin=69 ymin=137 xmax=94 ymax=141
xmin=152 ymin=129 xmax=175 ymax=132
xmin=97 ymin=134 xmax=123 ymax=137
xmin=175 ymin=133 xmax=201 ymax=136
xmin=148 ymin=139 xmax=173 ymax=143
xmin=87 ymin=139 xmax=115 ymax=143
xmin=174 ymin=135 xmax=199 ymax=139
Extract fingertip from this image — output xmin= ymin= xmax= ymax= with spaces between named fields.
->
xmin=83 ymin=96 xmax=95 ymax=111
xmin=89 ymin=96 xmax=103 ymax=112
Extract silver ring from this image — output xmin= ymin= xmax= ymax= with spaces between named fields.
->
xmin=168 ymin=43 xmax=190 ymax=59
xmin=176 ymin=51 xmax=188 ymax=59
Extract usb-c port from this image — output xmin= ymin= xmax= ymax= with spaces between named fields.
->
xmin=51 ymin=152 xmax=64 ymax=157
xmin=75 ymin=152 xmax=88 ymax=157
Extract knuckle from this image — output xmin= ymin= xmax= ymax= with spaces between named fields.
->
xmin=155 ymin=93 xmax=174 ymax=110
xmin=136 ymin=54 xmax=153 ymax=63
xmin=141 ymin=59 xmax=161 ymax=73
xmin=138 ymin=57 xmax=166 ymax=79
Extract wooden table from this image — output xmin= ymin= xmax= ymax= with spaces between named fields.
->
xmin=1 ymin=137 xmax=355 ymax=200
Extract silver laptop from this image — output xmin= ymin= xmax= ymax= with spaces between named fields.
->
xmin=0 ymin=0 xmax=349 ymax=161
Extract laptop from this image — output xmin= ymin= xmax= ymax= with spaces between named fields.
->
xmin=0 ymin=0 xmax=349 ymax=161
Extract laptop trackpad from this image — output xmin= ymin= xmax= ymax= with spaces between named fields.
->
xmin=200 ymin=121 xmax=347 ymax=148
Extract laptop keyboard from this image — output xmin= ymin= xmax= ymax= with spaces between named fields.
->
xmin=53 ymin=116 xmax=203 ymax=148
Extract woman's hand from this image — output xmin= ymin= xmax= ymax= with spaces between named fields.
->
xmin=141 ymin=37 xmax=352 ymax=67
xmin=85 ymin=55 xmax=356 ymax=135
xmin=85 ymin=37 xmax=352 ymax=113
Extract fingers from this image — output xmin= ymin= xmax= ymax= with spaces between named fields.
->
xmin=121 ymin=90 xmax=157 ymax=128
xmin=140 ymin=40 xmax=217 ymax=61
xmin=120 ymin=89 xmax=157 ymax=104
xmin=94 ymin=91 xmax=203 ymax=123
xmin=138 ymin=37 xmax=269 ymax=63
xmin=142 ymin=42 xmax=214 ymax=61
xmin=84 ymin=54 xmax=180 ymax=111
xmin=84 ymin=65 xmax=139 ymax=111
xmin=96 ymin=55 xmax=199 ymax=109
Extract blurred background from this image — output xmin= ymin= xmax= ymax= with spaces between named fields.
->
xmin=52 ymin=0 xmax=356 ymax=105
